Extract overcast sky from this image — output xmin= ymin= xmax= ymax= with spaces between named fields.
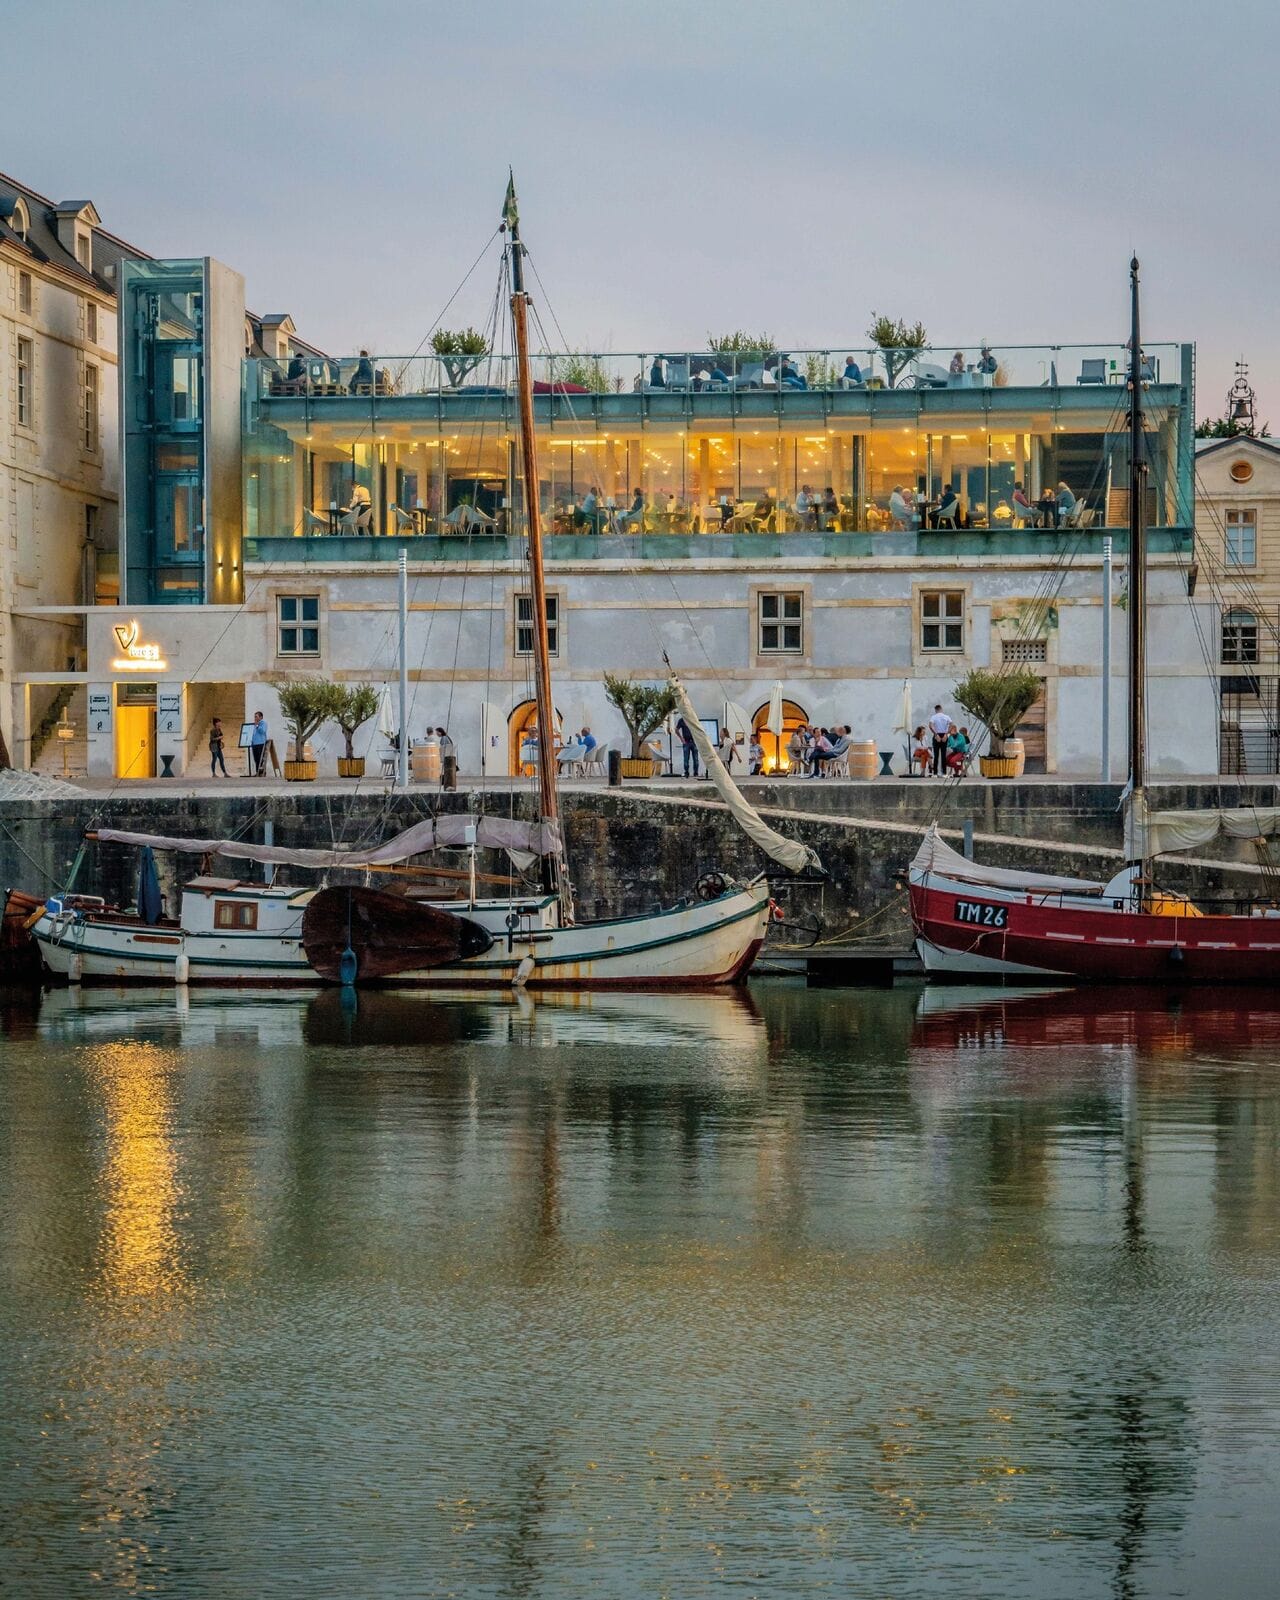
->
xmin=6 ymin=0 xmax=1275 ymax=419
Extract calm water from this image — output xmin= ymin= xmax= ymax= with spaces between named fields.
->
xmin=1 ymin=981 xmax=1279 ymax=1599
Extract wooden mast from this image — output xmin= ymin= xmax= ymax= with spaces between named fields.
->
xmin=1127 ymin=256 xmax=1148 ymax=867
xmin=505 ymin=176 xmax=569 ymax=913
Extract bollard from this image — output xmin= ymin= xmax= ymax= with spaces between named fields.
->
xmin=607 ymin=748 xmax=622 ymax=788
xmin=440 ymin=753 xmax=458 ymax=791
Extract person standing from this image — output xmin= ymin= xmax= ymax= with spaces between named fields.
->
xmin=249 ymin=710 xmax=269 ymax=776
xmin=719 ymin=727 xmax=739 ymax=770
xmin=674 ymin=715 xmax=699 ymax=779
xmin=209 ymin=717 xmax=228 ymax=777
xmin=928 ymin=703 xmax=952 ymax=776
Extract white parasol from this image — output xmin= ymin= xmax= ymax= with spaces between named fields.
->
xmin=767 ymin=681 xmax=785 ymax=737
xmin=377 ymin=682 xmax=397 ymax=742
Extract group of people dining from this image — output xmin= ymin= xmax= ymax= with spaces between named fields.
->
xmin=785 ymin=723 xmax=854 ymax=778
xmin=883 ymin=478 xmax=1080 ymax=533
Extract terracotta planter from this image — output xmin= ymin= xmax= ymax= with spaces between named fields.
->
xmin=283 ymin=759 xmax=318 ymax=782
xmin=337 ymin=757 xmax=365 ymax=778
xmin=619 ymin=757 xmax=659 ymax=779
xmin=979 ymin=755 xmax=1017 ymax=779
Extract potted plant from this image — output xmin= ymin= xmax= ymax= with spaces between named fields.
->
xmin=953 ymin=667 xmax=1043 ymax=778
xmin=603 ymin=672 xmax=678 ymax=778
xmin=273 ymin=676 xmax=344 ymax=782
xmin=331 ymin=682 xmax=379 ymax=778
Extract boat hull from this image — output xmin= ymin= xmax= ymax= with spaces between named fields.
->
xmin=31 ymin=879 xmax=771 ymax=989
xmin=910 ymin=876 xmax=1280 ymax=984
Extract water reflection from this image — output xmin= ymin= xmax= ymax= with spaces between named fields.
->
xmin=0 ymin=982 xmax=1278 ymax=1597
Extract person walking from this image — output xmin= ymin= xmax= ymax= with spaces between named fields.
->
xmin=249 ymin=710 xmax=269 ymax=776
xmin=928 ymin=703 xmax=952 ymax=776
xmin=675 ymin=715 xmax=699 ymax=778
xmin=209 ymin=717 xmax=228 ymax=777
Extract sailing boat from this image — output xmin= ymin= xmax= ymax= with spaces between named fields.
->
xmin=908 ymin=258 xmax=1280 ymax=983
xmin=28 ymin=179 xmax=820 ymax=989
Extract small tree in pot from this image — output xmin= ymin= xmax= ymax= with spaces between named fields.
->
xmin=331 ymin=683 xmax=380 ymax=778
xmin=603 ymin=672 xmax=679 ymax=773
xmin=273 ymin=677 xmax=345 ymax=780
xmin=953 ymin=667 xmax=1043 ymax=777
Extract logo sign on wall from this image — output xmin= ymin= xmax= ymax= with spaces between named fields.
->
xmin=157 ymin=691 xmax=183 ymax=737
xmin=88 ymin=691 xmax=112 ymax=733
xmin=111 ymin=621 xmax=166 ymax=671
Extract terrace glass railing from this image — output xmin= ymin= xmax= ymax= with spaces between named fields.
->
xmin=252 ymin=343 xmax=1185 ymax=403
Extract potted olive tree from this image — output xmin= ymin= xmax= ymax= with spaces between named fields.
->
xmin=603 ymin=672 xmax=678 ymax=778
xmin=273 ymin=677 xmax=344 ymax=782
xmin=953 ymin=667 xmax=1043 ymax=779
xmin=331 ymin=682 xmax=379 ymax=778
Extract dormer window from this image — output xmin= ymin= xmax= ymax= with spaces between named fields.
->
xmin=75 ymin=232 xmax=91 ymax=269
xmin=11 ymin=197 xmax=29 ymax=242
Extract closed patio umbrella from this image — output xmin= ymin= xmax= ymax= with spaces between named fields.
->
xmin=767 ymin=681 xmax=784 ymax=737
xmin=894 ymin=678 xmax=914 ymax=775
xmin=377 ymin=683 xmax=396 ymax=743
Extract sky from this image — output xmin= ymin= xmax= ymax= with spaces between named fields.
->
xmin=5 ymin=0 xmax=1276 ymax=421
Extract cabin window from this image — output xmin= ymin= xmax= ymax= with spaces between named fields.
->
xmin=278 ymin=594 xmax=320 ymax=655
xmin=1225 ymin=509 xmax=1257 ymax=568
xmin=757 ymin=591 xmax=803 ymax=653
xmin=1222 ymin=609 xmax=1259 ymax=665
xmin=214 ymin=900 xmax=258 ymax=930
xmin=921 ymin=590 xmax=964 ymax=651
xmin=515 ymin=593 xmax=558 ymax=657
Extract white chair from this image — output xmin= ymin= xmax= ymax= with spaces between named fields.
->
xmin=827 ymin=751 xmax=850 ymax=778
xmin=936 ymin=499 xmax=961 ymax=529
xmin=582 ymin=741 xmax=608 ymax=777
xmin=302 ymin=509 xmax=329 ymax=535
xmin=340 ymin=503 xmax=373 ymax=534
xmin=390 ymin=506 xmax=416 ymax=533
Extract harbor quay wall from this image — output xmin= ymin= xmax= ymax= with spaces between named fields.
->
xmin=0 ymin=784 xmax=1270 ymax=950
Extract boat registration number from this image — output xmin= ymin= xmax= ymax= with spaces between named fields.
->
xmin=954 ymin=899 xmax=1008 ymax=928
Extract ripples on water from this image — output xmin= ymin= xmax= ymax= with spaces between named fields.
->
xmin=1 ymin=981 xmax=1279 ymax=1598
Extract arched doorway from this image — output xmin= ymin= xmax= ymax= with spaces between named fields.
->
xmin=751 ymin=698 xmax=808 ymax=774
xmin=508 ymin=699 xmax=564 ymax=776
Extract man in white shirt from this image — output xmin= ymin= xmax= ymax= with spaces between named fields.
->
xmin=928 ymin=704 xmax=952 ymax=776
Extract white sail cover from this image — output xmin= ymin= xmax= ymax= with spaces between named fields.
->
xmin=671 ymin=675 xmax=823 ymax=875
xmin=1125 ymin=791 xmax=1280 ymax=859
xmin=911 ymin=825 xmax=1104 ymax=894
xmin=93 ymin=814 xmax=562 ymax=870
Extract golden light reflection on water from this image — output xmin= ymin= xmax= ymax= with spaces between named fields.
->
xmin=93 ymin=1040 xmax=187 ymax=1301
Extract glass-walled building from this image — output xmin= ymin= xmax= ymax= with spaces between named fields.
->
xmin=242 ymin=341 xmax=1194 ymax=560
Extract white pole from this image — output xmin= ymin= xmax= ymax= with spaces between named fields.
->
xmin=397 ymin=547 xmax=409 ymax=789
xmin=1101 ymin=536 xmax=1112 ymax=781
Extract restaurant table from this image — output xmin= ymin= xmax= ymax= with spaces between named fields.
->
xmin=1038 ymin=499 xmax=1060 ymax=528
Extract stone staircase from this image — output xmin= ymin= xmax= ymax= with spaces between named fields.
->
xmin=31 ymin=686 xmax=88 ymax=780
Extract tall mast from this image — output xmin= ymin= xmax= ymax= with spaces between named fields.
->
xmin=504 ymin=176 xmax=569 ymax=912
xmin=1127 ymin=256 xmax=1148 ymax=846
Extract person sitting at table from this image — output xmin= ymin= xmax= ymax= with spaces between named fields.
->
xmin=718 ymin=495 xmax=733 ymax=529
xmin=752 ymin=491 xmax=775 ymax=528
xmin=911 ymin=726 xmax=931 ymax=776
xmin=842 ymin=356 xmax=864 ymax=386
xmin=935 ymin=483 xmax=961 ymax=528
xmin=286 ymin=352 xmax=308 ymax=383
xmin=820 ymin=486 xmax=839 ymax=527
xmin=1011 ymin=481 xmax=1040 ymax=527
xmin=618 ymin=487 xmax=645 ymax=530
xmin=575 ymin=485 xmax=601 ymax=534
xmin=341 ymin=482 xmax=373 ymax=533
xmin=709 ymin=363 xmax=730 ymax=385
xmin=579 ymin=726 xmax=597 ymax=757
xmin=949 ymin=351 xmax=966 ymax=377
xmin=977 ymin=344 xmax=998 ymax=376
xmin=888 ymin=486 xmax=916 ymax=530
xmin=351 ymin=349 xmax=375 ymax=391
xmin=1037 ymin=486 xmax=1060 ymax=528
xmin=649 ymin=355 xmax=665 ymax=388
xmin=795 ymin=484 xmax=816 ymax=529
xmin=1056 ymin=480 xmax=1078 ymax=523
xmin=945 ymin=724 xmax=971 ymax=774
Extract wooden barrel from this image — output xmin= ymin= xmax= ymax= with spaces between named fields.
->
xmin=847 ymin=740 xmax=878 ymax=780
xmin=1003 ymin=737 xmax=1026 ymax=777
xmin=411 ymin=742 xmax=441 ymax=782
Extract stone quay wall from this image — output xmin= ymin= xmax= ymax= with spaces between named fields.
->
xmin=1 ymin=782 xmax=1273 ymax=952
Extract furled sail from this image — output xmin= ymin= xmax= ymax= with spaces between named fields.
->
xmin=1125 ymin=792 xmax=1280 ymax=860
xmin=911 ymin=825 xmax=1105 ymax=894
xmin=92 ymin=814 xmax=562 ymax=871
xmin=670 ymin=675 xmax=823 ymax=875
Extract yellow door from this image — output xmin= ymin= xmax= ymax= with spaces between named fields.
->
xmin=115 ymin=706 xmax=156 ymax=778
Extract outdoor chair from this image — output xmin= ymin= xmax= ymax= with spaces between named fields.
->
xmin=302 ymin=509 xmax=328 ymax=535
xmin=1077 ymin=358 xmax=1107 ymax=385
xmin=582 ymin=741 xmax=608 ymax=778
xmin=390 ymin=506 xmax=416 ymax=534
xmin=340 ymin=505 xmax=373 ymax=534
xmin=936 ymin=499 xmax=962 ymax=529
xmin=827 ymin=750 xmax=850 ymax=778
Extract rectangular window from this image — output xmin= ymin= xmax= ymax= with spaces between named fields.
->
xmin=75 ymin=233 xmax=91 ymax=268
xmin=1222 ymin=611 xmax=1259 ymax=665
xmin=82 ymin=364 xmax=99 ymax=452
xmin=515 ymin=594 xmax=559 ymax=656
xmin=86 ymin=300 xmax=98 ymax=343
xmin=277 ymin=594 xmax=320 ymax=656
xmin=214 ymin=900 xmax=259 ymax=930
xmin=758 ymin=591 xmax=803 ymax=653
xmin=921 ymin=590 xmax=965 ymax=651
xmin=16 ymin=336 xmax=32 ymax=426
xmin=18 ymin=271 xmax=32 ymax=314
xmin=1225 ymin=509 xmax=1257 ymax=567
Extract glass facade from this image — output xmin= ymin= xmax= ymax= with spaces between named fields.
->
xmin=241 ymin=342 xmax=1195 ymax=561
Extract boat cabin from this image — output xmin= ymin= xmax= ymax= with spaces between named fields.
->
xmin=180 ymin=876 xmax=315 ymax=936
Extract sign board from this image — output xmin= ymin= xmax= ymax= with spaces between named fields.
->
xmin=87 ymin=691 xmax=112 ymax=734
xmin=157 ymin=691 xmax=182 ymax=737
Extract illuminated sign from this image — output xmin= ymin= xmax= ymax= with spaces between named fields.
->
xmin=111 ymin=621 xmax=167 ymax=671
